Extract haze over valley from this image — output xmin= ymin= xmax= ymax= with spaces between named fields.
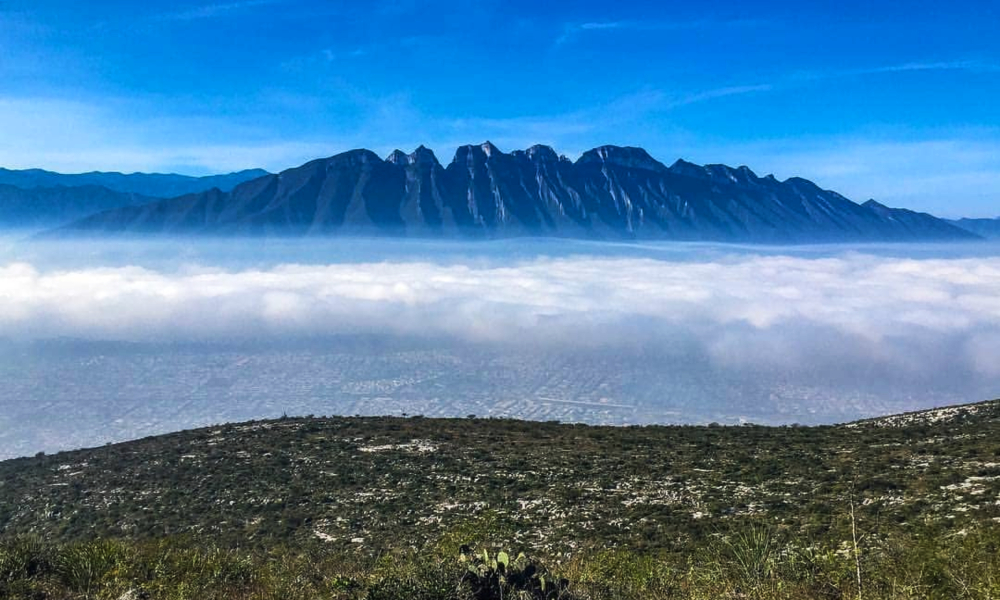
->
xmin=3 ymin=235 xmax=1000 ymax=459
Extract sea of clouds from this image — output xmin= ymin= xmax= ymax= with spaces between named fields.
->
xmin=2 ymin=238 xmax=1000 ymax=457
xmin=2 ymin=245 xmax=1000 ymax=388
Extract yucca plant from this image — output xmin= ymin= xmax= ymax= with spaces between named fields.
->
xmin=710 ymin=524 xmax=779 ymax=599
xmin=0 ymin=536 xmax=51 ymax=584
xmin=54 ymin=539 xmax=133 ymax=596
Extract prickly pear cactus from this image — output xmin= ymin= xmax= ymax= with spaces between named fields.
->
xmin=459 ymin=545 xmax=571 ymax=600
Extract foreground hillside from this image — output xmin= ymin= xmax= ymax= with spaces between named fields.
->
xmin=3 ymin=400 xmax=999 ymax=551
xmin=56 ymin=143 xmax=975 ymax=242
xmin=2 ymin=401 xmax=1000 ymax=598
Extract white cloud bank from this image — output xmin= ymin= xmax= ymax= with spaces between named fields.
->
xmin=2 ymin=253 xmax=1000 ymax=384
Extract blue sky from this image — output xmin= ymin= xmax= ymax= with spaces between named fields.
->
xmin=1 ymin=0 xmax=998 ymax=217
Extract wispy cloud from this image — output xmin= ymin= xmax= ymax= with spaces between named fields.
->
xmin=555 ymin=17 xmax=768 ymax=45
xmin=157 ymin=0 xmax=279 ymax=22
xmin=319 ymin=47 xmax=367 ymax=62
xmin=667 ymin=84 xmax=773 ymax=108
xmin=791 ymin=59 xmax=1000 ymax=83
xmin=861 ymin=60 xmax=1000 ymax=74
xmin=555 ymin=20 xmax=646 ymax=45
xmin=697 ymin=59 xmax=1000 ymax=104
xmin=578 ymin=21 xmax=628 ymax=30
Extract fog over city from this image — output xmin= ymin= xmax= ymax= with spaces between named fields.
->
xmin=3 ymin=235 xmax=1000 ymax=458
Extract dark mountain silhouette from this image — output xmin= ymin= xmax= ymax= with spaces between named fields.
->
xmin=948 ymin=217 xmax=1000 ymax=239
xmin=54 ymin=143 xmax=977 ymax=242
xmin=0 ymin=167 xmax=269 ymax=198
xmin=0 ymin=184 xmax=154 ymax=228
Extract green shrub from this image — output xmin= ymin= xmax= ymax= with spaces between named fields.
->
xmin=0 ymin=537 xmax=51 ymax=584
xmin=55 ymin=539 xmax=133 ymax=595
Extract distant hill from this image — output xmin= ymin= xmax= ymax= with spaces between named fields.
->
xmin=0 ymin=183 xmax=155 ymax=227
xmin=54 ymin=143 xmax=977 ymax=243
xmin=0 ymin=167 xmax=269 ymax=198
xmin=2 ymin=398 xmax=998 ymax=553
xmin=949 ymin=216 xmax=1000 ymax=238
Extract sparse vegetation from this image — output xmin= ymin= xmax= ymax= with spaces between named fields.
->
xmin=2 ymin=525 xmax=1000 ymax=599
xmin=2 ymin=400 xmax=1000 ymax=598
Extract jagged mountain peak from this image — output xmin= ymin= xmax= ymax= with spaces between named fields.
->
xmin=704 ymin=164 xmax=760 ymax=184
xmin=386 ymin=149 xmax=410 ymax=165
xmin=385 ymin=147 xmax=441 ymax=167
xmin=452 ymin=142 xmax=499 ymax=164
xmin=480 ymin=141 xmax=501 ymax=157
xmin=526 ymin=144 xmax=559 ymax=162
xmin=577 ymin=145 xmax=666 ymax=171
xmin=50 ymin=142 xmax=979 ymax=243
xmin=669 ymin=158 xmax=708 ymax=179
xmin=409 ymin=145 xmax=440 ymax=166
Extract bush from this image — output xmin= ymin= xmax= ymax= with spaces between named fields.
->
xmin=2 ymin=524 xmax=1000 ymax=599
xmin=55 ymin=539 xmax=133 ymax=595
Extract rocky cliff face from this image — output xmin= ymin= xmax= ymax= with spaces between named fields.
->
xmin=57 ymin=143 xmax=978 ymax=242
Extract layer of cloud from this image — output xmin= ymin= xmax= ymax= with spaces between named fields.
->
xmin=2 ymin=252 xmax=1000 ymax=388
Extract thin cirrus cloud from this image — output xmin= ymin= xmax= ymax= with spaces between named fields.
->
xmin=3 ymin=250 xmax=1000 ymax=389
xmin=154 ymin=0 xmax=281 ymax=22
xmin=554 ymin=17 xmax=768 ymax=45
xmin=787 ymin=59 xmax=1000 ymax=83
xmin=863 ymin=60 xmax=1000 ymax=74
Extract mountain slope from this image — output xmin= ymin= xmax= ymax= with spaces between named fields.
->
xmin=0 ymin=167 xmax=269 ymax=197
xmin=860 ymin=199 xmax=980 ymax=239
xmin=0 ymin=184 xmax=155 ymax=227
xmin=949 ymin=216 xmax=1000 ymax=239
xmin=56 ymin=143 xmax=977 ymax=242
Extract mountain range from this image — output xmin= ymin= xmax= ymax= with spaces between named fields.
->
xmin=947 ymin=217 xmax=1000 ymax=239
xmin=0 ymin=167 xmax=268 ymax=198
xmin=53 ymin=143 xmax=977 ymax=242
xmin=0 ymin=184 xmax=155 ymax=227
